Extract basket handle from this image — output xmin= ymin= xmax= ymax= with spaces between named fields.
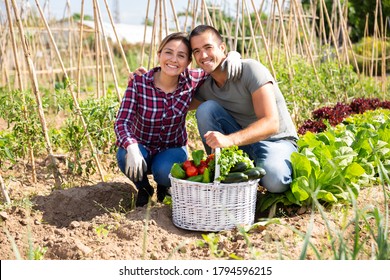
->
xmin=214 ymin=147 xmax=220 ymax=182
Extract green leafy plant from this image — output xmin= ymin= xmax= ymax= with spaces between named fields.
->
xmin=258 ymin=109 xmax=390 ymax=212
xmin=94 ymin=224 xmax=114 ymax=238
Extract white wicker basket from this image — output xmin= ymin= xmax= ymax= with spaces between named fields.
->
xmin=169 ymin=148 xmax=259 ymax=232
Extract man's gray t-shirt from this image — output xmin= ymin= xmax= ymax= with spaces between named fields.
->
xmin=195 ymin=59 xmax=298 ymax=141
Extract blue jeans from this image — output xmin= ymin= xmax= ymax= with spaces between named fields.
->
xmin=116 ymin=145 xmax=188 ymax=190
xmin=196 ymin=100 xmax=297 ymax=193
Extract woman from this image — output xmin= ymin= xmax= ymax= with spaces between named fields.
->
xmin=114 ymin=32 xmax=240 ymax=207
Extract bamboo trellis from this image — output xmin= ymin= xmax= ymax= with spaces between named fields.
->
xmin=0 ymin=0 xmax=388 ymax=196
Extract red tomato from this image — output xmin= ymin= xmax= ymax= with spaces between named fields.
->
xmin=186 ymin=165 xmax=198 ymax=177
xmin=197 ymin=165 xmax=207 ymax=175
xmin=199 ymin=160 xmax=208 ymax=167
xmin=182 ymin=160 xmax=194 ymax=171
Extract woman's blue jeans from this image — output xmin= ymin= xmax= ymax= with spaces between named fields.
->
xmin=116 ymin=145 xmax=188 ymax=190
xmin=196 ymin=100 xmax=297 ymax=193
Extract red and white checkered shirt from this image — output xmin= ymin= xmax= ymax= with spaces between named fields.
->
xmin=115 ymin=67 xmax=208 ymax=155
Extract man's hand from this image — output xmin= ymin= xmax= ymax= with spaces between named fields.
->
xmin=125 ymin=143 xmax=147 ymax=182
xmin=204 ymin=131 xmax=234 ymax=149
xmin=221 ymin=51 xmax=242 ymax=81
xmin=127 ymin=66 xmax=148 ymax=83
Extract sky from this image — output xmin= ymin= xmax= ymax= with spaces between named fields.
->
xmin=0 ymin=0 xmax=188 ymax=24
xmin=0 ymin=0 xmax=269 ymax=25
xmin=0 ymin=0 xmax=274 ymax=26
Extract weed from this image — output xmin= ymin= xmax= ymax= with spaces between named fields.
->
xmin=93 ymin=224 xmax=114 ymax=238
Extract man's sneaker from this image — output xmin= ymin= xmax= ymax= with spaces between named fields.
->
xmin=136 ymin=185 xmax=154 ymax=207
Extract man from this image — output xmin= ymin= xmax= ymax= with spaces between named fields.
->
xmin=189 ymin=25 xmax=298 ymax=193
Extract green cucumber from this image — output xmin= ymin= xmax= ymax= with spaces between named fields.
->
xmin=187 ymin=175 xmax=204 ymax=182
xmin=243 ymin=168 xmax=261 ymax=180
xmin=222 ymin=172 xmax=248 ymax=183
xmin=253 ymin=167 xmax=266 ymax=177
xmin=229 ymin=162 xmax=247 ymax=172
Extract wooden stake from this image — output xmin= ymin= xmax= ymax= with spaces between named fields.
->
xmin=0 ymin=173 xmax=11 ymax=205
xmin=94 ymin=0 xmax=121 ymax=101
xmin=92 ymin=0 xmax=101 ymax=98
xmin=141 ymin=0 xmax=151 ymax=67
xmin=292 ymin=0 xmax=320 ymax=82
xmin=10 ymin=0 xmax=63 ymax=188
xmin=320 ymin=0 xmax=341 ymax=66
xmin=34 ymin=0 xmax=105 ymax=182
xmin=5 ymin=0 xmax=37 ymax=184
xmin=169 ymin=0 xmax=180 ymax=31
xmin=76 ymin=0 xmax=85 ymax=99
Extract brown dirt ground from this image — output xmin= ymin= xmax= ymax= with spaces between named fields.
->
xmin=0 ymin=119 xmax=388 ymax=260
xmin=0 ymin=155 xmax=387 ymax=261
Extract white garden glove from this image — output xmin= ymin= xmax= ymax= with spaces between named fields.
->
xmin=221 ymin=51 xmax=242 ymax=81
xmin=125 ymin=143 xmax=147 ymax=182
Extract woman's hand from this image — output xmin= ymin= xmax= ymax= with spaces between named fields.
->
xmin=221 ymin=51 xmax=242 ymax=81
xmin=128 ymin=66 xmax=148 ymax=83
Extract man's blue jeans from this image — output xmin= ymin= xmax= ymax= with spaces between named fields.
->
xmin=116 ymin=145 xmax=188 ymax=190
xmin=196 ymin=100 xmax=297 ymax=193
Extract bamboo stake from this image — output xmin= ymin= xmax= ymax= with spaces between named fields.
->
xmin=336 ymin=0 xmax=360 ymax=76
xmin=200 ymin=0 xmax=204 ymax=24
xmin=147 ymin=0 xmax=159 ymax=69
xmin=94 ymin=2 xmax=106 ymax=98
xmin=163 ymin=0 xmax=169 ymax=35
xmin=34 ymin=0 xmax=105 ymax=182
xmin=169 ymin=0 xmax=180 ymax=31
xmin=363 ymin=16 xmax=369 ymax=76
xmin=159 ymin=0 xmax=163 ymax=42
xmin=251 ymin=0 xmax=276 ymax=74
xmin=76 ymin=0 xmax=85 ymax=99
xmin=0 ymin=173 xmax=11 ymax=205
xmin=291 ymin=1 xmax=304 ymax=58
xmin=269 ymin=0 xmax=277 ymax=58
xmin=10 ymin=0 xmax=63 ymax=188
xmin=292 ymin=0 xmax=320 ymax=82
xmin=210 ymin=1 xmax=218 ymax=29
xmin=66 ymin=1 xmax=74 ymax=82
xmin=275 ymin=0 xmax=292 ymax=63
xmin=287 ymin=0 xmax=296 ymax=55
xmin=141 ymin=0 xmax=151 ymax=67
xmin=102 ymin=0 xmax=130 ymax=76
xmin=202 ymin=0 xmax=213 ymax=26
xmin=5 ymin=2 xmax=23 ymax=90
xmin=183 ymin=0 xmax=191 ymax=32
xmin=243 ymin=0 xmax=260 ymax=61
xmin=320 ymin=0 xmax=341 ymax=66
xmin=233 ymin=0 xmax=240 ymax=51
xmin=318 ymin=0 xmax=326 ymax=47
xmin=94 ymin=0 xmax=121 ymax=101
xmin=241 ymin=0 xmax=245 ymax=56
xmin=371 ymin=0 xmax=379 ymax=78
xmin=5 ymin=0 xmax=37 ymax=184
xmin=192 ymin=0 xmax=199 ymax=30
xmin=378 ymin=1 xmax=387 ymax=96
xmin=310 ymin=0 xmax=318 ymax=50
xmin=92 ymin=0 xmax=101 ymax=98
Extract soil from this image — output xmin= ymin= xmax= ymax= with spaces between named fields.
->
xmin=0 ymin=119 xmax=387 ymax=260
xmin=0 ymin=156 xmax=387 ymax=261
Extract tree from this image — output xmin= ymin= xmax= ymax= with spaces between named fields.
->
xmin=348 ymin=0 xmax=390 ymax=42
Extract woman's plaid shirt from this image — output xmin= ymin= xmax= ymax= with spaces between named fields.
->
xmin=115 ymin=67 xmax=208 ymax=155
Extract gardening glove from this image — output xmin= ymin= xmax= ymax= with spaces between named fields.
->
xmin=221 ymin=51 xmax=242 ymax=81
xmin=127 ymin=67 xmax=148 ymax=84
xmin=125 ymin=143 xmax=147 ymax=182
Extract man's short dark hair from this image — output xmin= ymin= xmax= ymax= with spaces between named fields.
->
xmin=189 ymin=25 xmax=223 ymax=43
